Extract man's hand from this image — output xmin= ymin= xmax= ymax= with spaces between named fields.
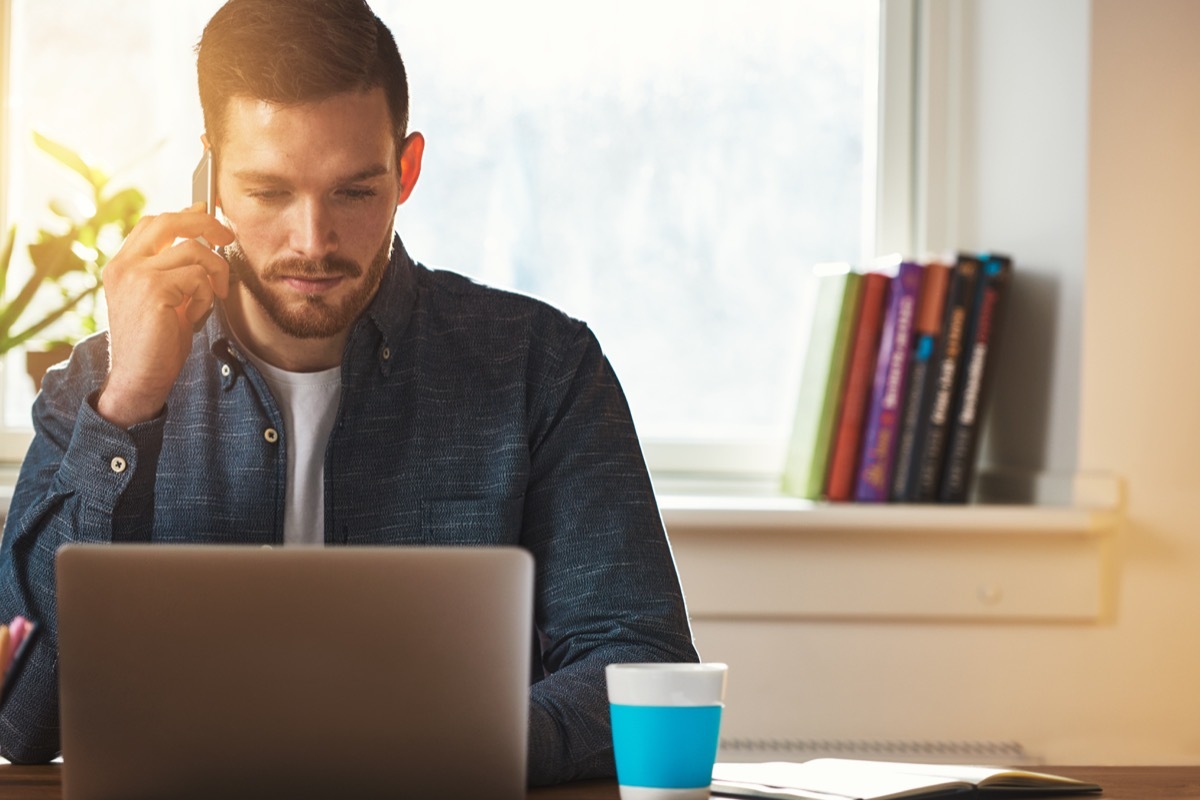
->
xmin=96 ymin=203 xmax=235 ymax=428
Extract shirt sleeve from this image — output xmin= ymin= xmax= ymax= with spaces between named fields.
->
xmin=0 ymin=344 xmax=164 ymax=763
xmin=521 ymin=324 xmax=699 ymax=786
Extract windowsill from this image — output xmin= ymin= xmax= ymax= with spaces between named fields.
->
xmin=655 ymin=469 xmax=1123 ymax=537
xmin=660 ymin=493 xmax=1117 ymax=536
xmin=0 ymin=463 xmax=17 ymax=517
xmin=657 ymin=471 xmax=1123 ymax=623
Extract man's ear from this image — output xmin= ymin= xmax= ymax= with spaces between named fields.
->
xmin=397 ymin=132 xmax=425 ymax=206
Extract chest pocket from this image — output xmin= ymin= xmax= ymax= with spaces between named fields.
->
xmin=420 ymin=496 xmax=525 ymax=546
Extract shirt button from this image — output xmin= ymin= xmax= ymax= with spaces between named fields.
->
xmin=264 ymin=428 xmax=279 ymax=444
xmin=220 ymin=364 xmax=232 ymax=377
xmin=381 ymin=346 xmax=391 ymax=360
xmin=110 ymin=456 xmax=127 ymax=474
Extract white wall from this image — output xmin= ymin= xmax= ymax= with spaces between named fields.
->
xmin=964 ymin=0 xmax=1089 ymax=481
xmin=1078 ymin=0 xmax=1200 ymax=758
xmin=684 ymin=0 xmax=1200 ymax=765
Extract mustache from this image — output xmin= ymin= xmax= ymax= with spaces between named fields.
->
xmin=260 ymin=255 xmax=363 ymax=280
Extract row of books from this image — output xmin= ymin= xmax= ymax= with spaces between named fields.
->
xmin=781 ymin=252 xmax=1013 ymax=503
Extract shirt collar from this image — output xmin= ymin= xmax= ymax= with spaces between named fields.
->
xmin=361 ymin=233 xmax=419 ymax=356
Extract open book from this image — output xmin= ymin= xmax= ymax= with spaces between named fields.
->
xmin=711 ymin=759 xmax=1102 ymax=800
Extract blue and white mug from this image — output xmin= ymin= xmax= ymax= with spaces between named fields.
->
xmin=606 ymin=663 xmax=728 ymax=800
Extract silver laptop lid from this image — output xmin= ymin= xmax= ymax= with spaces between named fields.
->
xmin=56 ymin=544 xmax=533 ymax=800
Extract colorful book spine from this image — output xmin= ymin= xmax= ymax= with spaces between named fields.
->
xmin=890 ymin=259 xmax=951 ymax=501
xmin=913 ymin=254 xmax=980 ymax=502
xmin=825 ymin=272 xmax=890 ymax=502
xmin=938 ymin=254 xmax=1014 ymax=503
xmin=855 ymin=261 xmax=924 ymax=502
xmin=781 ymin=267 xmax=863 ymax=499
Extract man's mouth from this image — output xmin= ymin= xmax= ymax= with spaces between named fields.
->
xmin=281 ymin=275 xmax=345 ymax=295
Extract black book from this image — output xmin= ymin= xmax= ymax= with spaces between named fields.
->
xmin=912 ymin=254 xmax=980 ymax=502
xmin=939 ymin=254 xmax=1013 ymax=503
xmin=890 ymin=260 xmax=950 ymax=501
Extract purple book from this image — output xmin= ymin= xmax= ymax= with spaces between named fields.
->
xmin=854 ymin=261 xmax=924 ymax=502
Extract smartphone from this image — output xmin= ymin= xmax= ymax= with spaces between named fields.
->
xmin=192 ymin=148 xmax=214 ymax=247
xmin=191 ymin=148 xmax=219 ymax=331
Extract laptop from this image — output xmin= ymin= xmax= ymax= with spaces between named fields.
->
xmin=55 ymin=544 xmax=534 ymax=800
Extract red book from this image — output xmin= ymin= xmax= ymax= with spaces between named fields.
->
xmin=824 ymin=272 xmax=890 ymax=501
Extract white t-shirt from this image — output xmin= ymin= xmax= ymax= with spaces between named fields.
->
xmin=239 ymin=348 xmax=341 ymax=547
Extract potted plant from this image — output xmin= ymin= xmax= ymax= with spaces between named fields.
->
xmin=0 ymin=132 xmax=145 ymax=391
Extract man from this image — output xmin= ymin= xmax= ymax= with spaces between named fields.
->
xmin=0 ymin=0 xmax=698 ymax=784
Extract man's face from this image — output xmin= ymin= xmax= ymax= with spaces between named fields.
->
xmin=215 ymin=88 xmax=405 ymax=340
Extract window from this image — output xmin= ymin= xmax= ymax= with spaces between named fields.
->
xmin=0 ymin=0 xmax=225 ymax=448
xmin=0 ymin=0 xmax=896 ymax=476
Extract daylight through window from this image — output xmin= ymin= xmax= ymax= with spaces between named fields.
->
xmin=1 ymin=0 xmax=877 ymax=471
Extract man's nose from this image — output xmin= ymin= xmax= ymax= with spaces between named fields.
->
xmin=289 ymin=198 xmax=337 ymax=260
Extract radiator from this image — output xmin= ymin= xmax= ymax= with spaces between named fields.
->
xmin=718 ymin=738 xmax=1034 ymax=765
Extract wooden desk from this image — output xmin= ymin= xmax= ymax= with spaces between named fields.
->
xmin=0 ymin=765 xmax=1197 ymax=798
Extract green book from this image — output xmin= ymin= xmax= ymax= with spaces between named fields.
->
xmin=781 ymin=267 xmax=863 ymax=498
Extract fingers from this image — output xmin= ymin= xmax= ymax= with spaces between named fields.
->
xmin=147 ymin=262 xmax=217 ymax=311
xmin=150 ymin=238 xmax=230 ymax=297
xmin=106 ymin=236 xmax=230 ymax=299
xmin=182 ymin=273 xmax=217 ymax=326
xmin=123 ymin=204 xmax=235 ymax=257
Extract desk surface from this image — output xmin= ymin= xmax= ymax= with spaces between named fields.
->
xmin=0 ymin=765 xmax=1197 ymax=799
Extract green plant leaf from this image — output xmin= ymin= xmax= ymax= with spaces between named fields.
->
xmin=0 ymin=224 xmax=16 ymax=299
xmin=32 ymin=131 xmax=108 ymax=190
xmin=93 ymin=187 xmax=146 ymax=229
xmin=75 ymin=224 xmax=98 ymax=250
xmin=2 ymin=133 xmax=146 ymax=351
xmin=29 ymin=234 xmax=87 ymax=279
xmin=0 ymin=282 xmax=101 ymax=353
xmin=48 ymin=199 xmax=77 ymax=221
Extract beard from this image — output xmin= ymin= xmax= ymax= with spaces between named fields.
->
xmin=223 ymin=230 xmax=393 ymax=340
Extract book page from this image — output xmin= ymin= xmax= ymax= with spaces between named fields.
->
xmin=712 ymin=761 xmax=971 ymax=800
xmin=815 ymin=760 xmax=1101 ymax=791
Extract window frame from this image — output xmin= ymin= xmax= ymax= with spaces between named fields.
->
xmin=0 ymin=0 xmax=924 ymax=479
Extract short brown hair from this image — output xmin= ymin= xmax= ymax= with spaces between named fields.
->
xmin=196 ymin=0 xmax=409 ymax=157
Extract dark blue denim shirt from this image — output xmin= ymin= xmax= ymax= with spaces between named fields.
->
xmin=0 ymin=237 xmax=698 ymax=784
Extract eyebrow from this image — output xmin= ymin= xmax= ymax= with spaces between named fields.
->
xmin=232 ymin=164 xmax=392 ymax=185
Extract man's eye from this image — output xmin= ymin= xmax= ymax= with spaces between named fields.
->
xmin=248 ymin=189 xmax=286 ymax=202
xmin=340 ymin=188 xmax=377 ymax=201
